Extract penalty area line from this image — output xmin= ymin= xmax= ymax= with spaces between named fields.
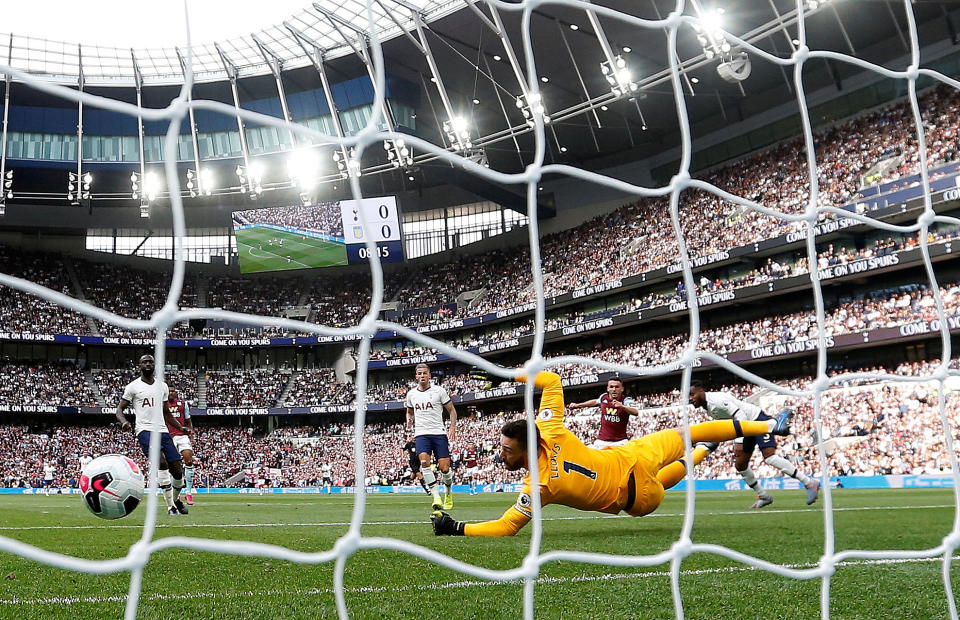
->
xmin=243 ymin=244 xmax=312 ymax=268
xmin=2 ymin=556 xmax=958 ymax=607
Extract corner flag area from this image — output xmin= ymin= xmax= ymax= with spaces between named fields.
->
xmin=235 ymin=226 xmax=348 ymax=273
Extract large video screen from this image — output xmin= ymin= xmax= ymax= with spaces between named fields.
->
xmin=232 ymin=197 xmax=404 ymax=274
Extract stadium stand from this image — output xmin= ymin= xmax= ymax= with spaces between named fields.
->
xmin=3 ymin=358 xmax=956 ymax=489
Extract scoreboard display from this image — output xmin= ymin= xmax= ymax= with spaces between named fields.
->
xmin=232 ymin=196 xmax=405 ymax=274
xmin=339 ymin=197 xmax=404 ymax=263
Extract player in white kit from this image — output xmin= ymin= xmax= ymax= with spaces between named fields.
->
xmin=689 ymin=382 xmax=819 ymax=508
xmin=404 ymin=363 xmax=458 ymax=511
xmin=115 ymin=355 xmax=191 ymax=516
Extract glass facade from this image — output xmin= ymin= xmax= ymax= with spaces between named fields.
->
xmin=402 ymin=201 xmax=528 ymax=259
xmin=7 ymin=102 xmax=414 ymax=163
xmin=86 ymin=228 xmax=233 ymax=264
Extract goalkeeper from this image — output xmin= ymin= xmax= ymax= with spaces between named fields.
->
xmin=433 ymin=371 xmax=792 ymax=536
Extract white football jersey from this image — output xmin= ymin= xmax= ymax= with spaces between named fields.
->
xmin=404 ymin=383 xmax=452 ymax=436
xmin=122 ymin=377 xmax=170 ymax=435
xmin=703 ymin=391 xmax=763 ymax=421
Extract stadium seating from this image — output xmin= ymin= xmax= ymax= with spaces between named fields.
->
xmin=2 ymin=358 xmax=955 ymax=489
xmin=0 ymin=361 xmax=99 ymax=408
xmin=1 ymin=88 xmax=958 ymax=338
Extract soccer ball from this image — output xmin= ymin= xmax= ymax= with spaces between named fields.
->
xmin=79 ymin=454 xmax=145 ymax=520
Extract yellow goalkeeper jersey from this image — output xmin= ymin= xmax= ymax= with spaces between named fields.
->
xmin=464 ymin=372 xmax=667 ymax=536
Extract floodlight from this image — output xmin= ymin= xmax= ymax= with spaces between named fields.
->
xmin=517 ymin=93 xmax=550 ymax=126
xmin=443 ymin=117 xmax=472 ymax=151
xmin=288 ymin=148 xmax=321 ymax=188
xmin=200 ymin=169 xmax=214 ymax=195
xmin=601 ymin=55 xmax=639 ymax=96
xmin=334 ymin=147 xmax=361 ymax=179
xmin=383 ymin=139 xmax=413 ymax=168
xmin=700 ymin=10 xmax=723 ymax=36
xmin=236 ymin=163 xmax=263 ymax=198
xmin=143 ymin=172 xmax=160 ymax=202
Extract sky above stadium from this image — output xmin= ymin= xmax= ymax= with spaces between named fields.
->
xmin=1 ymin=0 xmax=314 ymax=48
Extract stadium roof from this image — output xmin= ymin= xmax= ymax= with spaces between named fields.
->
xmin=0 ymin=0 xmax=461 ymax=85
xmin=2 ymin=0 xmax=960 ymax=208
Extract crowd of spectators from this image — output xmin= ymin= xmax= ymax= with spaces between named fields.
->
xmin=0 ymin=248 xmax=89 ymax=334
xmin=238 ymin=204 xmax=344 ymax=237
xmin=205 ymin=277 xmax=303 ymax=322
xmin=365 ymin=279 xmax=960 ymax=369
xmin=388 ymin=86 xmax=960 ymax=318
xmin=77 ymin=261 xmax=198 ymax=338
xmin=3 ymin=264 xmax=955 ymax=414
xmin=93 ymin=368 xmax=198 ymax=407
xmin=281 ymin=369 xmax=353 ymax=406
xmin=0 ymin=361 xmax=99 ymax=408
xmin=3 ymin=355 xmax=958 ymax=488
xmin=205 ymin=370 xmax=290 ymax=407
xmin=3 ymin=271 xmax=950 ymax=412
xmin=304 ymin=275 xmax=372 ymax=328
xmin=5 ymin=82 xmax=960 ymax=339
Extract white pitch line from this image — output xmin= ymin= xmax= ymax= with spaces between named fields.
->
xmin=243 ymin=243 xmax=312 ymax=268
xmin=0 ymin=503 xmax=952 ymax=531
xmin=1 ymin=555 xmax=957 ymax=607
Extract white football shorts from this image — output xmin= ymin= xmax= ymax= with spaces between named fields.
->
xmin=173 ymin=435 xmax=193 ymax=453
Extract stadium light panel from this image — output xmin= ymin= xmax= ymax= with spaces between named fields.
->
xmin=247 ymin=162 xmax=263 ymax=182
xmin=236 ymin=163 xmax=264 ymax=197
xmin=200 ymin=169 xmax=215 ymax=195
xmin=601 ymin=54 xmax=638 ymax=97
xmin=700 ymin=9 xmax=723 ymax=36
xmin=517 ymin=92 xmax=550 ymax=126
xmin=334 ymin=147 xmax=361 ymax=179
xmin=143 ymin=172 xmax=160 ymax=202
xmin=383 ymin=139 xmax=413 ymax=168
xmin=288 ymin=148 xmax=321 ymax=188
xmin=443 ymin=117 xmax=472 ymax=151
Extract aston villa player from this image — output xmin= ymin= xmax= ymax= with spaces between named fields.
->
xmin=166 ymin=388 xmax=197 ymax=506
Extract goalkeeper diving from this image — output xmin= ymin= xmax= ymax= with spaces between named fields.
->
xmin=432 ymin=371 xmax=793 ymax=536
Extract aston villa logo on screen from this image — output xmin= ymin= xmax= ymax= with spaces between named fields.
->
xmin=353 ymin=226 xmax=364 ymax=240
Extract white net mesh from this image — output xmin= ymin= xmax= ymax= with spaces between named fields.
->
xmin=1 ymin=0 xmax=960 ymax=618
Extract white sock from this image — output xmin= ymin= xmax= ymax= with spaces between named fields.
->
xmin=422 ymin=467 xmax=440 ymax=499
xmin=765 ymin=454 xmax=814 ymax=485
xmin=158 ymin=469 xmax=175 ymax=509
xmin=738 ymin=468 xmax=769 ymax=497
xmin=441 ymin=470 xmax=453 ymax=492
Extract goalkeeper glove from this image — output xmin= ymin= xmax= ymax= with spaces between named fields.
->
xmin=431 ymin=511 xmax=465 ymax=536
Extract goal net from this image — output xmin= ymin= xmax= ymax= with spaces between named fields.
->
xmin=1 ymin=0 xmax=959 ymax=618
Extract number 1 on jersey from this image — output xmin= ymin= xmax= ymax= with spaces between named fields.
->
xmin=562 ymin=460 xmax=597 ymax=480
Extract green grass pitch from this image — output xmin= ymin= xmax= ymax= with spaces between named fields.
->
xmin=1 ymin=489 xmax=957 ymax=619
xmin=235 ymin=226 xmax=348 ymax=273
